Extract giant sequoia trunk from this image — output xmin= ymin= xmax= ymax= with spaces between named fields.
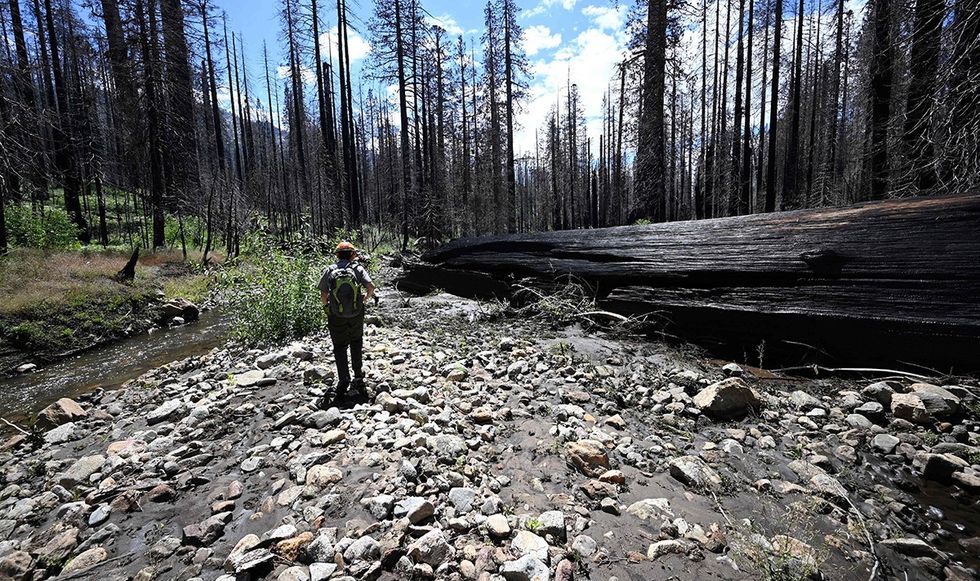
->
xmin=398 ymin=195 xmax=980 ymax=371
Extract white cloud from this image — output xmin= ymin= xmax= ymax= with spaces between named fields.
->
xmin=523 ymin=25 xmax=562 ymax=56
xmin=427 ymin=13 xmax=465 ymax=36
xmin=515 ymin=26 xmax=627 ymax=155
xmin=319 ymin=25 xmax=372 ymax=66
xmin=582 ymin=5 xmax=627 ymax=31
xmin=524 ymin=0 xmax=578 ymax=19
xmin=276 ymin=64 xmax=316 ymax=85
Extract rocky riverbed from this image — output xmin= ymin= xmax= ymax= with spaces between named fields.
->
xmin=1 ymin=291 xmax=978 ymax=581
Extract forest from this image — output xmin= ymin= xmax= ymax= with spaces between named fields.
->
xmin=0 ymin=0 xmax=977 ymax=257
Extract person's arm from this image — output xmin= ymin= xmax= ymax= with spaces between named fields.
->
xmin=318 ymin=267 xmax=332 ymax=307
xmin=358 ymin=264 xmax=376 ymax=302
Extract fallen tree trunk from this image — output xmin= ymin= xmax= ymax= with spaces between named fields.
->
xmin=398 ymin=195 xmax=980 ymax=371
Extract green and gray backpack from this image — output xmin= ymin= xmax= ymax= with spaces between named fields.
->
xmin=327 ymin=263 xmax=364 ymax=318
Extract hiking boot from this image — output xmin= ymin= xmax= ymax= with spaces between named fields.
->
xmin=331 ymin=379 xmax=351 ymax=406
xmin=348 ymin=377 xmax=368 ymax=404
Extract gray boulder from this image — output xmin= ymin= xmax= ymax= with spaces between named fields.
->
xmin=693 ymin=378 xmax=762 ymax=419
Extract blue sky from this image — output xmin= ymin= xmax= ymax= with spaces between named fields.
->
xmin=209 ymin=0 xmax=866 ymax=157
xmin=212 ymin=0 xmax=633 ymax=154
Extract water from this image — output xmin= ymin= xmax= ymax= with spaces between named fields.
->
xmin=0 ymin=309 xmax=231 ymax=424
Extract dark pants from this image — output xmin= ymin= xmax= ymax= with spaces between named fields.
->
xmin=328 ymin=314 xmax=364 ymax=390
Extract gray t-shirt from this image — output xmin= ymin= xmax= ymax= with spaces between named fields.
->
xmin=317 ymin=260 xmax=372 ymax=292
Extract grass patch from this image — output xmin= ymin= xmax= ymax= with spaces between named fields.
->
xmin=163 ymin=273 xmax=212 ymax=303
xmin=0 ymin=247 xmax=215 ymax=361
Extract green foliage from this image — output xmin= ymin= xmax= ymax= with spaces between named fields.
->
xmin=163 ymin=274 xmax=213 ymax=304
xmin=524 ymin=518 xmax=544 ymax=533
xmin=4 ymin=204 xmax=80 ymax=250
xmin=224 ymin=240 xmax=327 ymax=345
xmin=633 ymin=218 xmax=652 ymax=226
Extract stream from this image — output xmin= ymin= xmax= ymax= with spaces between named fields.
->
xmin=0 ymin=308 xmax=232 ymax=425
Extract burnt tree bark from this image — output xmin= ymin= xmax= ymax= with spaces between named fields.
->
xmin=399 ymin=195 xmax=980 ymax=370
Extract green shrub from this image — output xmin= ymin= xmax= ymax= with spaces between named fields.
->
xmin=225 ymin=242 xmax=327 ymax=345
xmin=7 ymin=321 xmax=45 ymax=348
xmin=5 ymin=204 xmax=80 ymax=250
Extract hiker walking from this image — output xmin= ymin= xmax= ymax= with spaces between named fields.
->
xmin=318 ymin=241 xmax=375 ymax=407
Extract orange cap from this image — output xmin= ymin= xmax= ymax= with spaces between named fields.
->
xmin=335 ymin=241 xmax=356 ymax=254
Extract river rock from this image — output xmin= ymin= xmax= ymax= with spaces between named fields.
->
xmin=256 ymin=352 xmax=287 ymax=369
xmin=891 ymin=393 xmax=933 ymax=424
xmin=150 ymin=536 xmax=182 ymax=560
xmin=537 ymin=510 xmax=566 ymax=540
xmin=44 ymin=422 xmax=77 ymax=444
xmin=277 ymin=566 xmax=310 ymax=581
xmin=499 ymin=555 xmax=550 ymax=581
xmin=60 ymin=547 xmax=108 ymax=575
xmin=626 ymin=498 xmax=674 ymax=521
xmin=309 ymin=563 xmax=337 ymax=581
xmin=236 ymin=369 xmax=267 ymax=387
xmin=571 ymin=535 xmax=598 ymax=558
xmin=668 ymin=456 xmax=722 ymax=491
xmin=160 ymin=298 xmax=199 ymax=323
xmin=229 ymin=548 xmax=275 ymax=574
xmin=872 ymin=434 xmax=900 ymax=454
xmin=512 ymin=530 xmax=549 ymax=562
xmin=909 ymin=383 xmax=960 ymax=418
xmin=36 ymin=527 xmax=79 ymax=562
xmin=921 ymin=453 xmax=967 ymax=484
xmin=566 ymin=439 xmax=610 ymax=477
xmin=15 ymin=363 xmax=36 ymax=374
xmin=276 ymin=533 xmax=315 ymax=561
xmin=393 ymin=497 xmax=434 ymax=524
xmin=0 ymin=551 xmax=32 ymax=579
xmin=448 ymin=487 xmax=478 ymax=513
xmin=693 ymin=378 xmax=762 ymax=419
xmin=487 ymin=514 xmax=511 ymax=538
xmin=789 ymin=390 xmax=822 ymax=411
xmin=879 ymin=537 xmax=942 ymax=560
xmin=147 ymin=399 xmax=185 ymax=424
xmin=37 ymin=398 xmax=87 ymax=429
xmin=306 ymin=465 xmax=343 ymax=487
xmin=809 ymin=473 xmax=849 ymax=503
xmin=862 ymin=381 xmax=896 ymax=406
xmin=183 ymin=512 xmax=232 ymax=546
xmin=407 ymin=529 xmax=455 ymax=566
xmin=343 ymin=536 xmax=380 ymax=563
xmin=60 ymin=455 xmax=106 ymax=487
xmin=429 ymin=434 xmax=468 ymax=461
xmin=361 ymin=495 xmax=394 ymax=520
xmin=647 ymin=539 xmax=692 ymax=560
xmin=855 ymin=401 xmax=885 ymax=421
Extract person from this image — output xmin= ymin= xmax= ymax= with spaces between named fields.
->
xmin=318 ymin=241 xmax=375 ymax=407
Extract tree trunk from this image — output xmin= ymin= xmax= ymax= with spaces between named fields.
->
xmin=44 ymin=0 xmax=89 ymax=242
xmin=731 ymin=0 xmax=745 ymax=216
xmin=764 ymin=0 xmax=783 ymax=212
xmin=160 ymin=0 xmax=198 ymax=198
xmin=740 ymin=0 xmax=754 ymax=214
xmin=634 ymin=0 xmax=667 ymax=222
xmin=503 ymin=0 xmax=517 ymax=233
xmin=781 ymin=0 xmax=804 ymax=209
xmin=394 ymin=0 xmax=412 ymax=250
xmin=903 ymin=0 xmax=943 ymax=193
xmin=401 ymin=195 xmax=980 ymax=371
xmin=868 ymin=0 xmax=893 ymax=200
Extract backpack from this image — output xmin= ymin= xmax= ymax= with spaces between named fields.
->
xmin=327 ymin=263 xmax=363 ymax=318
